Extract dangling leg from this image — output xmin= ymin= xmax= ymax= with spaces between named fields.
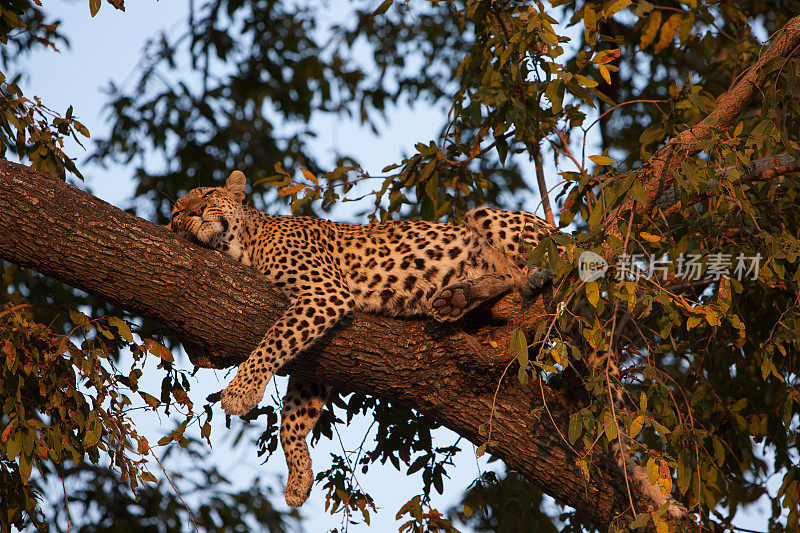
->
xmin=220 ymin=287 xmax=353 ymax=415
xmin=280 ymin=376 xmax=329 ymax=507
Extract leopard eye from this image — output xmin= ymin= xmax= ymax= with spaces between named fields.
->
xmin=171 ymin=209 xmax=182 ymax=221
xmin=201 ymin=190 xmax=217 ymax=198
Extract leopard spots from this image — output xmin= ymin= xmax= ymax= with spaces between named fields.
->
xmin=169 ymin=171 xmax=558 ymax=508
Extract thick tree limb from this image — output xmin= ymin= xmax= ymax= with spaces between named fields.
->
xmin=0 ymin=158 xmax=644 ymax=529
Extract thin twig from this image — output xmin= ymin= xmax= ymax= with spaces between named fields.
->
xmin=0 ymin=303 xmax=31 ymax=320
xmin=607 ymin=208 xmax=637 ymax=517
xmin=491 ymin=5 xmax=555 ymax=226
xmin=61 ymin=475 xmax=71 ymax=532
xmin=152 ymin=452 xmax=199 ymax=533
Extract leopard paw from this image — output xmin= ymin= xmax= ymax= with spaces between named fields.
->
xmin=220 ymin=376 xmax=267 ymax=416
xmin=285 ymin=466 xmax=314 ymax=508
xmin=430 ymin=282 xmax=473 ymax=322
xmin=520 ymin=268 xmax=554 ymax=299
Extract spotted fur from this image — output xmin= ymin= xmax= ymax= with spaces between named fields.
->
xmin=168 ymin=171 xmax=555 ymax=507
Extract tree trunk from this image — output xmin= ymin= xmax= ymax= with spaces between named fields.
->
xmin=1 ymin=158 xmax=645 ymax=529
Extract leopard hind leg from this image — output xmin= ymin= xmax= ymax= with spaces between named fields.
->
xmin=429 ymin=273 xmax=517 ymax=322
xmin=280 ymin=377 xmax=329 ymax=508
xmin=430 ymin=268 xmax=554 ymax=322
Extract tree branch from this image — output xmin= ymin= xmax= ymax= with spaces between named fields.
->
xmin=655 ymin=151 xmax=799 ymax=214
xmin=0 ymin=158 xmax=639 ymax=529
xmin=607 ymin=15 xmax=800 ymax=243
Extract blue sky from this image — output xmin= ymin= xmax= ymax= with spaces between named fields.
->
xmin=18 ymin=1 xmax=779 ymax=531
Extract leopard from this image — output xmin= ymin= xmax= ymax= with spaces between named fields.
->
xmin=168 ymin=170 xmax=555 ymax=507
xmin=168 ymin=170 xmax=686 ymax=520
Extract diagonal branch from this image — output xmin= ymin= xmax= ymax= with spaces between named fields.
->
xmin=606 ymin=14 xmax=800 ymax=245
xmin=0 ymin=158 xmax=636 ymax=529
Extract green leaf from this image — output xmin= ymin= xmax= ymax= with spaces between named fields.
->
xmin=84 ymin=417 xmax=102 ymax=448
xmin=407 ymin=455 xmax=428 ymax=475
xmin=712 ymin=437 xmax=725 ymax=466
xmin=69 ymin=309 xmax=90 ymax=329
xmin=604 ymin=410 xmax=618 ymax=440
xmin=630 ymin=512 xmax=651 ymax=529
xmin=510 ymin=329 xmax=529 ymax=367
xmin=568 ymin=412 xmax=582 ymax=444
xmin=495 ymin=137 xmax=509 ymax=165
xmin=677 ymin=451 xmax=691 ymax=495
xmin=18 ymin=451 xmax=33 ymax=483
xmin=6 ymin=431 xmax=22 ymax=460
xmin=545 ymin=80 xmax=563 ymax=114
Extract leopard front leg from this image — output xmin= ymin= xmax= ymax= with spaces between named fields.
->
xmin=280 ymin=377 xmax=329 ymax=507
xmin=220 ymin=290 xmax=353 ymax=415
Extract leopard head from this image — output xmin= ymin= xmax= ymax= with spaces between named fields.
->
xmin=169 ymin=170 xmax=250 ymax=260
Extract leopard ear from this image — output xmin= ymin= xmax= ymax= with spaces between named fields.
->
xmin=225 ymin=170 xmax=247 ymax=201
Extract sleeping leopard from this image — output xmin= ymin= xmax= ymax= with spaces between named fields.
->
xmin=168 ymin=170 xmax=557 ymax=508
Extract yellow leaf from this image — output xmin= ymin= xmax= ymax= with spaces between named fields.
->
xmin=575 ymin=74 xmax=599 ymax=88
xmin=107 ymin=316 xmax=134 ymax=343
xmin=585 ymin=281 xmax=600 ymax=307
xmin=679 ymin=11 xmax=695 ymax=43
xmin=654 ymin=13 xmax=683 ymax=53
xmin=69 ymin=309 xmax=89 ymax=328
xmin=589 ymin=154 xmax=615 ymax=166
xmin=278 ymin=183 xmax=304 ymax=197
xmin=584 ymin=5 xmax=597 ymax=30
xmin=639 ymin=231 xmax=661 ymax=242
xmin=577 ymin=459 xmax=590 ymax=483
xmin=300 ymin=168 xmax=318 ymax=185
xmin=658 ymin=460 xmax=673 ymax=495
xmin=605 ymin=0 xmax=631 ymax=18
xmin=640 ymin=11 xmax=662 ymax=49
xmin=598 ymin=64 xmax=611 ymax=84
xmin=630 ymin=415 xmax=645 ymax=438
